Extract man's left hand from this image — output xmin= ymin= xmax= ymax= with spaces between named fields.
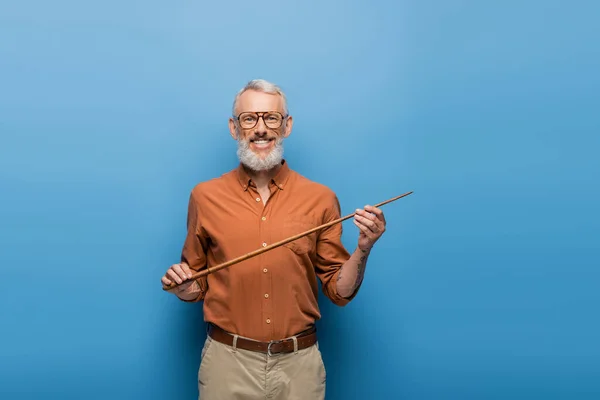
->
xmin=353 ymin=205 xmax=386 ymax=251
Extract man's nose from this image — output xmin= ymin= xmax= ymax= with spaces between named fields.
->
xmin=254 ymin=117 xmax=268 ymax=135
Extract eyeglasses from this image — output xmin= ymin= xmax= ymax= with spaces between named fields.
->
xmin=234 ymin=111 xmax=287 ymax=129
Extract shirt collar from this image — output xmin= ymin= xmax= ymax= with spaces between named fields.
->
xmin=236 ymin=159 xmax=291 ymax=191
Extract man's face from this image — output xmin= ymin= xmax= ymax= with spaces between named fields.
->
xmin=229 ymin=90 xmax=293 ymax=171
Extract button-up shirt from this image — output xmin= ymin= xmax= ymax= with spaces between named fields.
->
xmin=179 ymin=160 xmax=353 ymax=341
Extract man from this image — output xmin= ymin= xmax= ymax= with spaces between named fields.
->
xmin=161 ymin=79 xmax=387 ymax=399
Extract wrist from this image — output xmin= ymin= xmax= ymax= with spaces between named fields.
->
xmin=176 ymin=281 xmax=201 ymax=300
xmin=357 ymin=245 xmax=372 ymax=253
xmin=181 ymin=280 xmax=198 ymax=292
xmin=174 ymin=280 xmax=197 ymax=294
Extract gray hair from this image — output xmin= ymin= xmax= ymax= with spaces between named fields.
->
xmin=232 ymin=79 xmax=288 ymax=116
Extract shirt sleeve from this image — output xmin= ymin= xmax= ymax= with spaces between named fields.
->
xmin=314 ymin=192 xmax=355 ymax=306
xmin=179 ymin=189 xmax=209 ymax=303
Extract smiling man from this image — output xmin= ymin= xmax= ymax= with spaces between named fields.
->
xmin=161 ymin=79 xmax=387 ymax=400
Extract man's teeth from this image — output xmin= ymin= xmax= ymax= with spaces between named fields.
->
xmin=253 ymin=140 xmax=270 ymax=144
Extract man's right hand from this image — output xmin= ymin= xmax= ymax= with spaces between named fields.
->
xmin=162 ymin=262 xmax=194 ymax=292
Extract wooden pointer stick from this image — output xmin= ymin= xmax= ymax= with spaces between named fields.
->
xmin=163 ymin=191 xmax=413 ymax=291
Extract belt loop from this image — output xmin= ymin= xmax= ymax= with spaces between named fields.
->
xmin=292 ymin=336 xmax=298 ymax=354
xmin=232 ymin=334 xmax=238 ymax=352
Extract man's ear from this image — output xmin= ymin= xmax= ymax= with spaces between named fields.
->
xmin=283 ymin=115 xmax=293 ymax=138
xmin=228 ymin=118 xmax=238 ymax=140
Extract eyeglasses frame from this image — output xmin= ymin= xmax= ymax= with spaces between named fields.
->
xmin=233 ymin=111 xmax=289 ymax=129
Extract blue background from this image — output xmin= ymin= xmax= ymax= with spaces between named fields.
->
xmin=1 ymin=1 xmax=599 ymax=399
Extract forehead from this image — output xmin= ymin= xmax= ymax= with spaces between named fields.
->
xmin=235 ymin=90 xmax=284 ymax=114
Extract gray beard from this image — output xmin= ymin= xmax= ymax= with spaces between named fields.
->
xmin=236 ymin=137 xmax=284 ymax=171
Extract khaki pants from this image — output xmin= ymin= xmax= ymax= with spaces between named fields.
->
xmin=198 ymin=335 xmax=326 ymax=400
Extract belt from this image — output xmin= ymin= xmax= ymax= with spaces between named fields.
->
xmin=207 ymin=323 xmax=317 ymax=355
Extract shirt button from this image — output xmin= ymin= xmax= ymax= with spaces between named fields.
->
xmin=264 ymin=293 xmax=269 ymax=298
xmin=255 ymin=197 xmax=260 ymax=202
xmin=263 ymin=268 xmax=268 ymax=273
xmin=262 ymin=242 xmax=267 ymax=247
xmin=266 ymin=319 xmax=271 ymax=324
xmin=261 ymin=216 xmax=266 ymax=221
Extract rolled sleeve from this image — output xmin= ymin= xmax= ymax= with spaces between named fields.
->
xmin=179 ymin=190 xmax=208 ymax=303
xmin=314 ymin=192 xmax=353 ymax=306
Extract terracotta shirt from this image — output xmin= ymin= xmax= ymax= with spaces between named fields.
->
xmin=179 ymin=160 xmax=354 ymax=341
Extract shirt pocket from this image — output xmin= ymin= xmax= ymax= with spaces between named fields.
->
xmin=281 ymin=215 xmax=319 ymax=255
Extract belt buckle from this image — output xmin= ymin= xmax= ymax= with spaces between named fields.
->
xmin=267 ymin=339 xmax=282 ymax=356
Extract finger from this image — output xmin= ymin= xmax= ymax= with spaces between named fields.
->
xmin=354 ymin=214 xmax=376 ymax=228
xmin=364 ymin=205 xmax=385 ymax=223
xmin=355 ymin=211 xmax=377 ymax=226
xmin=161 ymin=276 xmax=172 ymax=285
xmin=354 ymin=214 xmax=378 ymax=232
xmin=355 ymin=208 xmax=377 ymax=221
xmin=354 ymin=219 xmax=374 ymax=238
xmin=179 ymin=263 xmax=193 ymax=279
xmin=171 ymin=264 xmax=190 ymax=281
xmin=167 ymin=269 xmax=184 ymax=284
xmin=364 ymin=205 xmax=381 ymax=215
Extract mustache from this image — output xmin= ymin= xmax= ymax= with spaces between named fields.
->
xmin=238 ymin=134 xmax=280 ymax=142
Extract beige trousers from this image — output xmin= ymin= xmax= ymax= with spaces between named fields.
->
xmin=197 ymin=335 xmax=326 ymax=400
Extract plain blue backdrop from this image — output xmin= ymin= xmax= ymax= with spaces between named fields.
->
xmin=1 ymin=1 xmax=599 ymax=399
